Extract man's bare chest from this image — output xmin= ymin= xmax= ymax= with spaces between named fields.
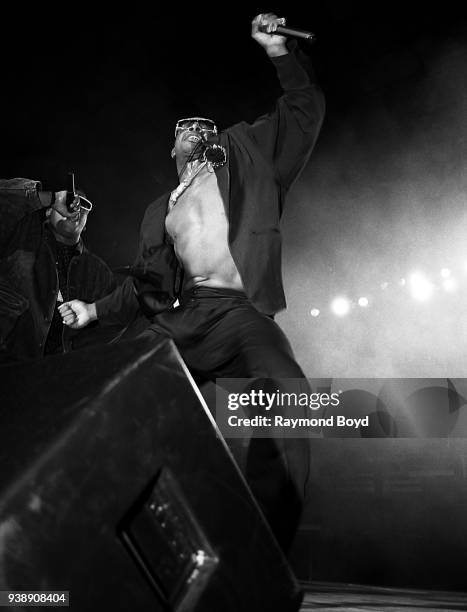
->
xmin=165 ymin=167 xmax=228 ymax=238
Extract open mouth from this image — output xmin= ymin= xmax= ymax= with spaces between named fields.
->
xmin=186 ymin=134 xmax=202 ymax=143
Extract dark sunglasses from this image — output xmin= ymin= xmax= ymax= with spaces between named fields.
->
xmin=65 ymin=172 xmax=93 ymax=212
xmin=76 ymin=195 xmax=93 ymax=212
xmin=66 ymin=194 xmax=93 ymax=213
xmin=175 ymin=117 xmax=218 ymax=137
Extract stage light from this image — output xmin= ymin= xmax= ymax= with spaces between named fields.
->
xmin=310 ymin=308 xmax=320 ymax=317
xmin=331 ymin=297 xmax=351 ymax=317
xmin=399 ymin=278 xmax=406 ymax=286
xmin=442 ymin=278 xmax=457 ymax=292
xmin=380 ymin=282 xmax=389 ymax=290
xmin=440 ymin=268 xmax=451 ymax=279
xmin=358 ymin=297 xmax=369 ymax=307
xmin=409 ymin=272 xmax=434 ymax=302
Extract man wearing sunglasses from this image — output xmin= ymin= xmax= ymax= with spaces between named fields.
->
xmin=60 ymin=13 xmax=325 ymax=552
xmin=0 ymin=177 xmax=119 ymax=363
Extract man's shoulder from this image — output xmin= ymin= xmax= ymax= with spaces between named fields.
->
xmin=220 ymin=122 xmax=260 ymax=155
xmin=222 ymin=122 xmax=248 ymax=141
xmin=136 ymin=193 xmax=171 ymax=248
xmin=146 ymin=192 xmax=170 ymax=210
xmin=141 ymin=193 xmax=170 ymax=225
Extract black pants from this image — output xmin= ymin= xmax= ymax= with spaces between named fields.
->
xmin=143 ymin=286 xmax=311 ymax=552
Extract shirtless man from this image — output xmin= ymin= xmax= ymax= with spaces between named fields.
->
xmin=59 ymin=13 xmax=325 ymax=552
xmin=165 ymin=118 xmax=244 ymax=293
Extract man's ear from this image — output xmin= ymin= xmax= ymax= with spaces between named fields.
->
xmin=171 ymin=147 xmax=176 ymax=159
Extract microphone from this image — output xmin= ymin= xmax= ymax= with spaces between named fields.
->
xmin=65 ymin=172 xmax=78 ymax=212
xmin=204 ymin=143 xmax=227 ymax=168
xmin=259 ymin=24 xmax=315 ymax=42
xmin=188 ymin=135 xmax=227 ymax=169
xmin=200 ymin=137 xmax=227 ymax=169
xmin=63 ymin=172 xmax=94 ymax=212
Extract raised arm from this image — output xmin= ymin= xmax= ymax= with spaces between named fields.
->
xmin=0 ymin=178 xmax=53 ymax=255
xmin=244 ymin=13 xmax=325 ymax=191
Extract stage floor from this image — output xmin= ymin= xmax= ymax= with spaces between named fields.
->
xmin=300 ymin=582 xmax=467 ymax=611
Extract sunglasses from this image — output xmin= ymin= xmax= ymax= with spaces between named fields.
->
xmin=66 ymin=194 xmax=93 ymax=213
xmin=77 ymin=195 xmax=93 ymax=212
xmin=65 ymin=173 xmax=93 ymax=212
xmin=174 ymin=117 xmax=218 ymax=138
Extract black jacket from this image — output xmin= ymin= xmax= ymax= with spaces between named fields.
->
xmin=0 ymin=178 xmax=118 ymax=362
xmin=96 ymin=46 xmax=325 ymax=321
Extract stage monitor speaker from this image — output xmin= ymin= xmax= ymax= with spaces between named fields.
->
xmin=0 ymin=337 xmax=302 ymax=611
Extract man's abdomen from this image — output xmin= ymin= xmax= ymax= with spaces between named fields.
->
xmin=165 ymin=168 xmax=244 ymax=291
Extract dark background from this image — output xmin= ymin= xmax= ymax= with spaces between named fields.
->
xmin=2 ymin=5 xmax=467 ymax=376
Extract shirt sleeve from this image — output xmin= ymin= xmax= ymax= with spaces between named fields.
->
xmin=0 ymin=178 xmax=47 ymax=253
xmin=95 ymin=274 xmax=140 ymax=326
xmin=243 ymin=43 xmax=325 ymax=191
xmin=95 ymin=200 xmax=175 ymax=325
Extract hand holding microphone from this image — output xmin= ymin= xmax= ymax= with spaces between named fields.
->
xmin=64 ymin=172 xmax=93 ymax=213
xmin=252 ymin=13 xmax=315 ymax=53
xmin=66 ymin=172 xmax=80 ymax=213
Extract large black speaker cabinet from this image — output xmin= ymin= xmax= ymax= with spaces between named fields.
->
xmin=0 ymin=337 xmax=302 ymax=611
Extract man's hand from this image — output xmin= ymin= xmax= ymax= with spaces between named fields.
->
xmin=58 ymin=300 xmax=97 ymax=329
xmin=251 ymin=13 xmax=288 ymax=58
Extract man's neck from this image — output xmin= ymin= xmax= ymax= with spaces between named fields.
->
xmin=177 ymin=157 xmax=204 ymax=182
xmin=50 ymin=228 xmax=80 ymax=247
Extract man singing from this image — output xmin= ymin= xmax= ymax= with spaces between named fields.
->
xmin=0 ymin=178 xmax=120 ymax=363
xmin=60 ymin=13 xmax=325 ymax=551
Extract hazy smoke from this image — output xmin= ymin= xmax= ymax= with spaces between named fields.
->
xmin=279 ymin=38 xmax=467 ymax=377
